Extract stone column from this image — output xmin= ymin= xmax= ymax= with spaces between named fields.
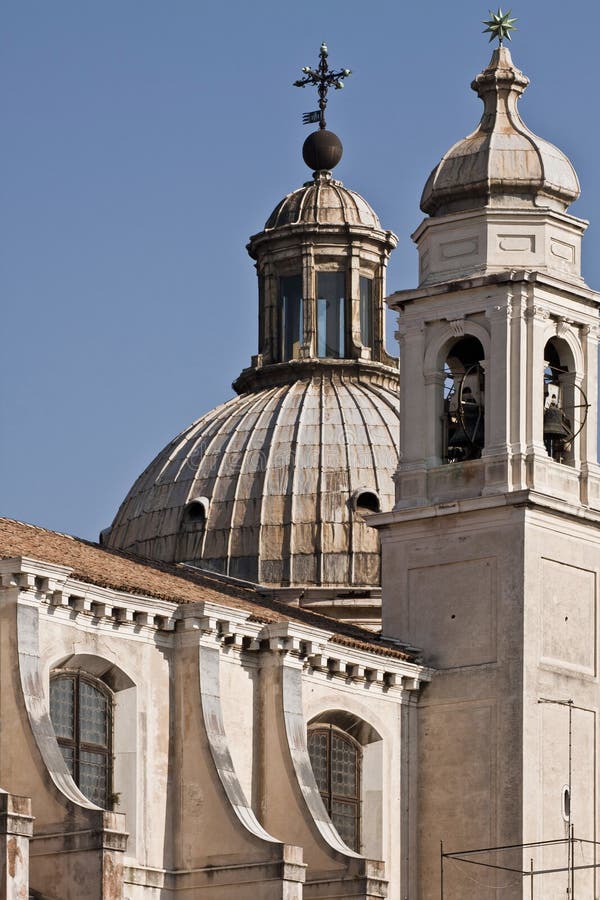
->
xmin=349 ymin=247 xmax=363 ymax=358
xmin=302 ymin=243 xmax=316 ymax=358
xmin=0 ymin=790 xmax=33 ymax=900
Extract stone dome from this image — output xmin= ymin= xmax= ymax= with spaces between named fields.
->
xmin=421 ymin=47 xmax=580 ymax=216
xmin=105 ymin=366 xmax=399 ymax=590
xmin=265 ymin=175 xmax=381 ymax=230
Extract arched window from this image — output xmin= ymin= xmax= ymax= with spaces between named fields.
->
xmin=308 ymin=724 xmax=361 ymax=851
xmin=49 ymin=673 xmax=112 ymax=807
xmin=176 ymin=497 xmax=210 ymax=562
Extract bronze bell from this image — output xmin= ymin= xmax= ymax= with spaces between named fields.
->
xmin=448 ymin=423 xmax=471 ymax=450
xmin=447 ymin=401 xmax=484 ymax=461
xmin=543 ymin=405 xmax=571 ymax=439
xmin=543 ymin=404 xmax=572 ymax=459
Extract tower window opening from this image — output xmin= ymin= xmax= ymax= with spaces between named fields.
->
xmin=443 ymin=336 xmax=485 ymax=463
xmin=542 ymin=339 xmax=587 ymax=465
xmin=359 ymin=276 xmax=373 ymax=349
xmin=280 ymin=274 xmax=303 ymax=362
xmin=317 ymin=272 xmax=346 ymax=358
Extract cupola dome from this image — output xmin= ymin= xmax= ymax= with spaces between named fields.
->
xmin=265 ymin=175 xmax=382 ymax=230
xmin=421 ymin=46 xmax=580 ymax=217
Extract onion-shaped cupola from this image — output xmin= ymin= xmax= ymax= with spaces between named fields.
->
xmin=421 ymin=45 xmax=580 ymax=216
xmin=413 ymin=21 xmax=585 ymax=287
xmin=105 ymin=45 xmax=401 ymax=626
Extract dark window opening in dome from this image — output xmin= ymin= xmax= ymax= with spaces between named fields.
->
xmin=443 ymin=336 xmax=485 ymax=464
xmin=317 ymin=272 xmax=346 ymax=358
xmin=359 ymin=276 xmax=373 ymax=350
xmin=50 ymin=673 xmax=112 ymax=808
xmin=185 ymin=499 xmax=207 ymax=524
xmin=355 ymin=490 xmax=380 ymax=513
xmin=308 ymin=724 xmax=361 ymax=852
xmin=280 ymin=275 xmax=303 ymax=362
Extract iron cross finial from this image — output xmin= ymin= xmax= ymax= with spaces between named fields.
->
xmin=482 ymin=8 xmax=517 ymax=46
xmin=294 ymin=42 xmax=351 ymax=130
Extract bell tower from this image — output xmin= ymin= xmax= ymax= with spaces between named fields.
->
xmin=375 ymin=28 xmax=600 ymax=900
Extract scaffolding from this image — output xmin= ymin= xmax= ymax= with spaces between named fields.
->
xmin=440 ymin=831 xmax=600 ymax=898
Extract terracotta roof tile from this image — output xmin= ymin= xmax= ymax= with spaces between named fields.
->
xmin=0 ymin=518 xmax=417 ymax=662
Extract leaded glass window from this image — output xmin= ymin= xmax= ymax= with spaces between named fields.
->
xmin=307 ymin=724 xmax=361 ymax=851
xmin=49 ymin=673 xmax=112 ymax=807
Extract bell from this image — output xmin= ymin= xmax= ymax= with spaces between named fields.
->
xmin=543 ymin=404 xmax=572 ymax=460
xmin=448 ymin=424 xmax=471 ymax=450
xmin=461 ymin=402 xmax=484 ymax=446
xmin=543 ymin=405 xmax=571 ymax=440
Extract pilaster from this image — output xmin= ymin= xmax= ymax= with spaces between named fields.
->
xmin=0 ymin=791 xmax=33 ymax=900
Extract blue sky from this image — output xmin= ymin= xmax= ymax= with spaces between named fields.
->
xmin=2 ymin=1 xmax=599 ymax=540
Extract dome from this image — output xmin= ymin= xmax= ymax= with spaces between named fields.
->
xmin=421 ymin=47 xmax=580 ymax=217
xmin=106 ymin=367 xmax=399 ymax=590
xmin=265 ymin=175 xmax=382 ymax=230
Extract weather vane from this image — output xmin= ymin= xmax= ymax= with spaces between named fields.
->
xmin=294 ymin=42 xmax=351 ymax=130
xmin=483 ymin=8 xmax=517 ymax=45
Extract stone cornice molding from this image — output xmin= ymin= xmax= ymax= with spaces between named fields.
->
xmin=259 ymin=622 xmax=427 ymax=691
xmin=388 ymin=269 xmax=600 ymax=311
xmin=1 ymin=556 xmax=178 ymax=635
xmin=233 ymin=356 xmax=399 ymax=395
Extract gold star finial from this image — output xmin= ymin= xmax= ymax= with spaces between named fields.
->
xmin=483 ymin=8 xmax=517 ymax=45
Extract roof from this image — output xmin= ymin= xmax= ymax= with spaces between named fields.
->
xmin=421 ymin=47 xmax=580 ymax=217
xmin=0 ymin=517 xmax=417 ymax=662
xmin=264 ymin=176 xmax=382 ymax=230
xmin=105 ymin=370 xmax=400 ymax=589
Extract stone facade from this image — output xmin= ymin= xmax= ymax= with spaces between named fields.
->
xmin=0 ymin=521 xmax=427 ymax=899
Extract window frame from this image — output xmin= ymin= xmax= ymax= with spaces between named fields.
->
xmin=359 ymin=274 xmax=373 ymax=350
xmin=279 ymin=273 xmax=304 ymax=362
xmin=49 ymin=671 xmax=113 ymax=808
xmin=316 ymin=270 xmax=346 ymax=359
xmin=308 ymin=723 xmax=362 ymax=851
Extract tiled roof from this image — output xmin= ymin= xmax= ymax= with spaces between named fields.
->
xmin=0 ymin=518 xmax=417 ymax=662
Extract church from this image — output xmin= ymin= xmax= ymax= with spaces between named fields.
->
xmin=2 ymin=17 xmax=600 ymax=899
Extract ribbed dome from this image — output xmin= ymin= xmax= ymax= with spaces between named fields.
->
xmin=106 ymin=369 xmax=399 ymax=589
xmin=265 ymin=175 xmax=381 ymax=230
xmin=421 ymin=47 xmax=580 ymax=216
